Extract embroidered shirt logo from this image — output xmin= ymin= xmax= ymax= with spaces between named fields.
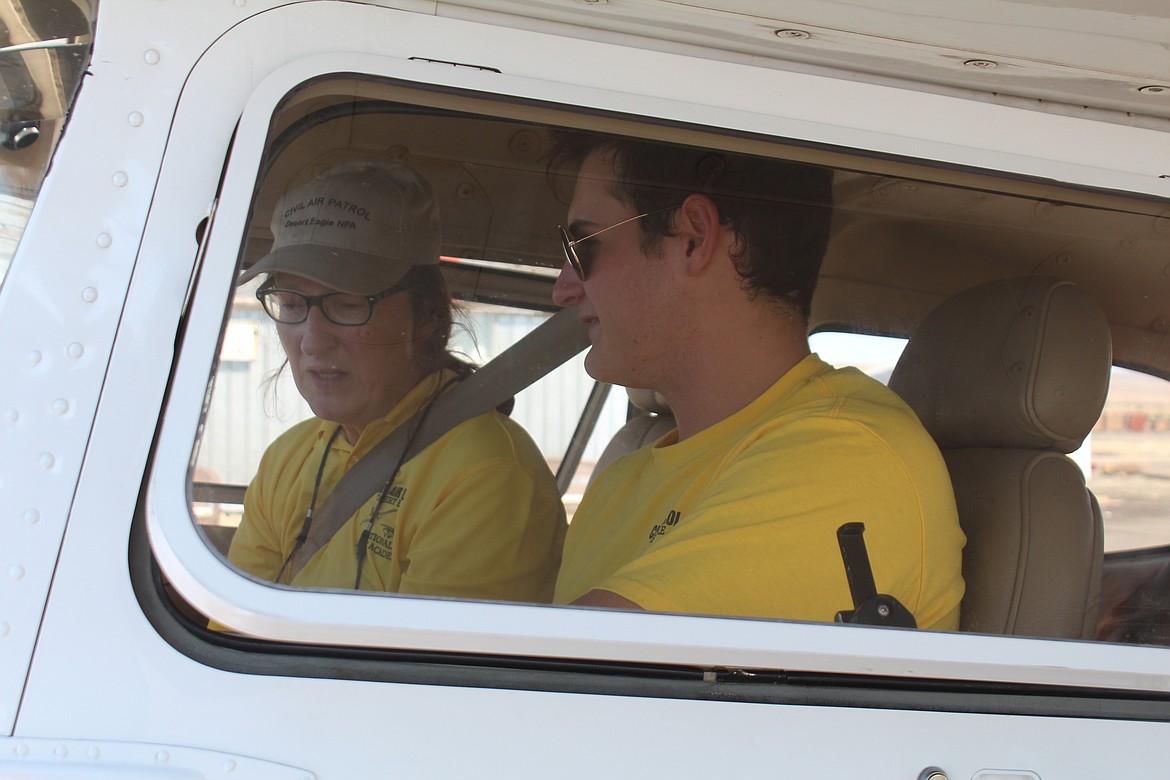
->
xmin=648 ymin=509 xmax=682 ymax=543
xmin=366 ymin=486 xmax=406 ymax=562
xmin=385 ymin=485 xmax=407 ymax=509
xmin=368 ymin=523 xmax=395 ymax=561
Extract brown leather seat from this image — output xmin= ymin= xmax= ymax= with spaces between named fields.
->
xmin=889 ymin=276 xmax=1111 ymax=638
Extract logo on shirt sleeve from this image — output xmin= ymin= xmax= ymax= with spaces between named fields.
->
xmin=648 ymin=509 xmax=682 ymax=543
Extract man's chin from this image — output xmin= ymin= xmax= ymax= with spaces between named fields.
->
xmin=583 ymin=348 xmax=634 ymax=387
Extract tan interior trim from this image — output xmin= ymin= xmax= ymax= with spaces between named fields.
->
xmin=277 ymin=75 xmax=1170 ymax=219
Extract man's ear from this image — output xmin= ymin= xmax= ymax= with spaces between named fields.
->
xmin=675 ymin=193 xmax=725 ymax=276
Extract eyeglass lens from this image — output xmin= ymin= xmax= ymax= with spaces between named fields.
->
xmin=259 ymin=289 xmax=374 ymax=326
xmin=559 ymin=206 xmax=679 ymax=282
xmin=559 ymin=225 xmax=589 ymax=280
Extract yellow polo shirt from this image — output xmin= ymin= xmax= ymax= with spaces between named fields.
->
xmin=229 ymin=370 xmax=566 ymax=603
xmin=554 ymin=355 xmax=965 ymax=628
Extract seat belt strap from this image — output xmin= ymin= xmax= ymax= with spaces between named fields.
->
xmin=286 ymin=307 xmax=589 ymax=581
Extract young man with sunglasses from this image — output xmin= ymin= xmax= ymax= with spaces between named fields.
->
xmin=550 ymin=136 xmax=965 ymax=629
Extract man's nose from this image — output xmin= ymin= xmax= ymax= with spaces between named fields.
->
xmin=552 ymin=262 xmax=584 ymax=307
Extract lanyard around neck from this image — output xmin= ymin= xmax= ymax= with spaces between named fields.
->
xmin=273 ymin=424 xmax=344 ymax=585
xmin=273 ymin=375 xmax=457 ymax=589
xmin=351 ymin=376 xmax=456 ymax=589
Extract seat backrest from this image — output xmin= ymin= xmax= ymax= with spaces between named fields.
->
xmin=889 ymin=276 xmax=1111 ymax=638
xmin=591 ymin=387 xmax=676 ymax=484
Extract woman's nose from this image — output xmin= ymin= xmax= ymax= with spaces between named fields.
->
xmin=297 ymin=307 xmax=340 ymax=354
xmin=552 ymin=262 xmax=584 ymax=307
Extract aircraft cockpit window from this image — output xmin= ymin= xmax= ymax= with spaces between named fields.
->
xmin=1093 ymin=369 xmax=1170 ymax=646
xmin=177 ymin=76 xmax=1170 ymax=656
xmin=1090 ymin=368 xmax=1170 ymax=553
xmin=0 ymin=0 xmax=93 ymax=288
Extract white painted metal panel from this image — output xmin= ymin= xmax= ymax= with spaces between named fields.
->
xmin=5 ymin=2 xmax=1168 ymax=776
xmin=438 ymin=0 xmax=1170 ymax=120
xmin=0 ymin=737 xmax=311 ymax=779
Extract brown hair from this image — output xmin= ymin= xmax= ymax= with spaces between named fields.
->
xmin=548 ymin=132 xmax=833 ymax=319
xmin=399 ymin=264 xmax=475 ymax=379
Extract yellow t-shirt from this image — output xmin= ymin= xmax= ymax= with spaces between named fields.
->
xmin=228 ymin=370 xmax=566 ymax=602
xmin=554 ymin=355 xmax=965 ymax=629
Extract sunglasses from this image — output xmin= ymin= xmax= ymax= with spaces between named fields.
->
xmin=558 ymin=205 xmax=679 ymax=280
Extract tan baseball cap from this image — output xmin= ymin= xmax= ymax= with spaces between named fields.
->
xmin=238 ymin=161 xmax=441 ymax=295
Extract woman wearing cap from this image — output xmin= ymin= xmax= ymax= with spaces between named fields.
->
xmin=226 ymin=162 xmax=565 ymax=602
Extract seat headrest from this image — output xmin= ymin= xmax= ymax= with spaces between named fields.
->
xmin=626 ymin=387 xmax=673 ymax=415
xmin=888 ymin=277 xmax=1111 ymax=453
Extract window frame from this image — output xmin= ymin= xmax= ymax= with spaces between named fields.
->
xmin=144 ymin=43 xmax=1170 ymax=696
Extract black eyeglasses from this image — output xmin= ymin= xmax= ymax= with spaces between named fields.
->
xmin=256 ymin=283 xmax=406 ymax=326
xmin=558 ymin=205 xmax=679 ymax=281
